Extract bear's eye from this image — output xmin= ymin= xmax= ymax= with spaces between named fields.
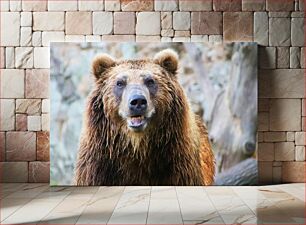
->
xmin=116 ymin=80 xmax=125 ymax=88
xmin=145 ymin=78 xmax=155 ymax=87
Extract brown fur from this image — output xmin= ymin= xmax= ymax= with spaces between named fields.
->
xmin=75 ymin=49 xmax=215 ymax=186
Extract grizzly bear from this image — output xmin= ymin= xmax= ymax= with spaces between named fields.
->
xmin=74 ymin=49 xmax=215 ymax=186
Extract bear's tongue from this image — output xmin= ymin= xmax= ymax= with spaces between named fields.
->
xmin=130 ymin=116 xmax=144 ymax=126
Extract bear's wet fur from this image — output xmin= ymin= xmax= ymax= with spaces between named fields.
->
xmin=74 ymin=49 xmax=215 ymax=185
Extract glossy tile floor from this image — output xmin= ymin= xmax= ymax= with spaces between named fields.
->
xmin=0 ymin=183 xmax=305 ymax=224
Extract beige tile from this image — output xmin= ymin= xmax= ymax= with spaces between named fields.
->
xmin=270 ymin=99 xmax=301 ymax=131
xmin=213 ymin=0 xmax=242 ymax=11
xmin=176 ymin=187 xmax=216 ymax=221
xmin=22 ymin=0 xmax=47 ymax=11
xmin=20 ymin=27 xmax=32 ymax=47
xmin=65 ymin=12 xmax=92 ymax=35
xmin=0 ymin=132 xmax=5 ymax=161
xmin=155 ymin=0 xmax=178 ymax=11
xmin=0 ymin=0 xmax=9 ymax=11
xmin=179 ymin=0 xmax=212 ymax=11
xmin=26 ymin=69 xmax=49 ymax=98
xmin=37 ymin=131 xmax=50 ymax=161
xmin=108 ymin=186 xmax=151 ymax=224
xmin=0 ymin=99 xmax=15 ymax=131
xmin=277 ymin=184 xmax=305 ymax=202
xmin=102 ymin=35 xmax=135 ymax=42
xmin=85 ymin=35 xmax=101 ymax=42
xmin=42 ymin=31 xmax=64 ymax=46
xmin=27 ymin=115 xmax=41 ymax=131
xmin=295 ymin=132 xmax=305 ymax=145
xmin=104 ymin=0 xmax=120 ymax=11
xmin=1 ymin=12 xmax=20 ymax=46
xmin=20 ymin=12 xmax=32 ymax=26
xmin=16 ymin=99 xmax=41 ymax=115
xmin=207 ymin=189 xmax=256 ymax=224
xmin=78 ymin=0 xmax=104 ymax=11
xmin=147 ymin=187 xmax=182 ymax=224
xmin=0 ymin=198 xmax=32 ymax=221
xmin=231 ymin=186 xmax=266 ymax=201
xmin=266 ymin=0 xmax=294 ymax=11
xmin=183 ymin=215 xmax=224 ymax=224
xmin=0 ymin=183 xmax=28 ymax=199
xmin=34 ymin=47 xmax=50 ymax=68
xmin=41 ymin=113 xmax=50 ymax=131
xmin=35 ymin=188 xmax=72 ymax=201
xmin=40 ymin=192 xmax=95 ymax=224
xmin=3 ymin=198 xmax=63 ymax=224
xmin=15 ymin=47 xmax=33 ymax=68
xmin=242 ymin=0 xmax=265 ymax=11
xmin=136 ymin=12 xmax=160 ymax=35
xmin=5 ymin=47 xmax=14 ymax=68
xmin=114 ymin=12 xmax=135 ymax=35
xmin=161 ymin=12 xmax=172 ymax=29
xmin=205 ymin=186 xmax=235 ymax=196
xmin=269 ymin=18 xmax=291 ymax=46
xmin=65 ymin=35 xmax=85 ymax=42
xmin=33 ymin=12 xmax=64 ymax=31
xmin=223 ymin=12 xmax=253 ymax=41
xmin=76 ymin=187 xmax=124 ymax=224
xmin=48 ymin=0 xmax=77 ymax=11
xmin=191 ymin=12 xmax=222 ymax=35
xmin=121 ymin=0 xmax=153 ymax=11
xmin=258 ymin=162 xmax=273 ymax=185
xmin=282 ymin=162 xmax=306 ymax=182
xmin=136 ymin=35 xmax=161 ymax=42
xmin=254 ymin=12 xmax=268 ymax=46
xmin=275 ymin=198 xmax=305 ymax=223
xmin=0 ymin=69 xmax=24 ymax=98
xmin=259 ymin=69 xmax=304 ymax=98
xmin=256 ymin=204 xmax=295 ymax=224
xmin=0 ymin=184 xmax=305 ymax=224
xmin=258 ymin=143 xmax=274 ymax=161
xmin=274 ymin=142 xmax=295 ymax=161
xmin=15 ymin=114 xmax=28 ymax=131
xmin=29 ymin=162 xmax=50 ymax=183
xmin=6 ymin=131 xmax=36 ymax=161
xmin=93 ymin=12 xmax=113 ymax=35
xmin=5 ymin=183 xmax=49 ymax=199
xmin=173 ymin=12 xmax=190 ymax=30
xmin=0 ymin=162 xmax=28 ymax=183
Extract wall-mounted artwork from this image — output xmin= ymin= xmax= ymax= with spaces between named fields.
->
xmin=50 ymin=42 xmax=257 ymax=186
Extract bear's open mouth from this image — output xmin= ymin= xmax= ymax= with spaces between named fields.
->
xmin=127 ymin=115 xmax=147 ymax=131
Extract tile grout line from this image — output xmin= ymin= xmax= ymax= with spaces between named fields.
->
xmin=75 ymin=186 xmax=100 ymax=224
xmin=105 ymin=186 xmax=126 ymax=225
xmin=0 ymin=183 xmax=32 ymax=222
xmin=145 ymin=186 xmax=152 ymax=225
xmin=1 ymin=184 xmax=51 ymax=223
xmin=230 ymin=186 xmax=261 ymax=223
xmin=36 ymin=185 xmax=74 ymax=223
xmin=174 ymin=186 xmax=184 ymax=225
xmin=203 ymin=187 xmax=226 ymax=225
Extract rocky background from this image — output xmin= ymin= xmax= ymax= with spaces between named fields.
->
xmin=0 ymin=0 xmax=305 ymax=184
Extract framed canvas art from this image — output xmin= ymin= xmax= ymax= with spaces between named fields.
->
xmin=50 ymin=42 xmax=257 ymax=186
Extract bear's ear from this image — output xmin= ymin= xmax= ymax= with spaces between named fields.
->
xmin=92 ymin=54 xmax=116 ymax=79
xmin=153 ymin=49 xmax=179 ymax=75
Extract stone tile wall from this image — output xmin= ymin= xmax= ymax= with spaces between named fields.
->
xmin=0 ymin=0 xmax=305 ymax=183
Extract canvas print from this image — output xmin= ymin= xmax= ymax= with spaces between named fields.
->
xmin=50 ymin=42 xmax=257 ymax=186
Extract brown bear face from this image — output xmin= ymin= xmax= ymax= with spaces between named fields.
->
xmin=91 ymin=49 xmax=179 ymax=133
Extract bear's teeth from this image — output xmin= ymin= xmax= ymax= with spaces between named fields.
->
xmin=131 ymin=116 xmax=144 ymax=125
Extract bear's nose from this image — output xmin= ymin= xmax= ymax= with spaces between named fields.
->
xmin=129 ymin=94 xmax=147 ymax=114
